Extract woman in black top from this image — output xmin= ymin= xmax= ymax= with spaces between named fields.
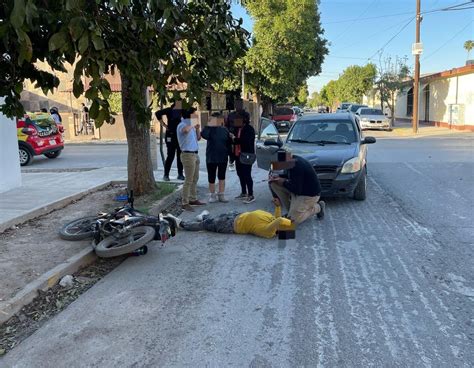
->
xmin=232 ymin=118 xmax=256 ymax=203
xmin=201 ymin=113 xmax=232 ymax=203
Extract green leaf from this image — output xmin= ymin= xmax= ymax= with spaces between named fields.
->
xmin=25 ymin=0 xmax=38 ymax=26
xmin=89 ymin=100 xmax=99 ymax=118
xmin=18 ymin=32 xmax=33 ymax=64
xmin=72 ymin=80 xmax=84 ymax=98
xmin=10 ymin=0 xmax=26 ymax=29
xmin=69 ymin=17 xmax=85 ymax=41
xmin=49 ymin=32 xmax=68 ymax=51
xmin=91 ymin=35 xmax=105 ymax=50
xmin=78 ymin=32 xmax=89 ymax=54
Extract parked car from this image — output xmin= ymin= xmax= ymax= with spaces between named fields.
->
xmin=256 ymin=112 xmax=376 ymax=200
xmin=292 ymin=106 xmax=303 ymax=116
xmin=355 ymin=107 xmax=391 ymax=131
xmin=337 ymin=102 xmax=352 ymax=112
xmin=271 ymin=106 xmax=298 ymax=133
xmin=347 ymin=104 xmax=368 ymax=115
xmin=17 ymin=113 xmax=64 ymax=166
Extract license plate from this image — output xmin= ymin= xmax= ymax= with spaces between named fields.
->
xmin=49 ymin=139 xmax=56 ymax=145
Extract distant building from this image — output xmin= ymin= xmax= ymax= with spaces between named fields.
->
xmin=395 ymin=65 xmax=474 ymax=131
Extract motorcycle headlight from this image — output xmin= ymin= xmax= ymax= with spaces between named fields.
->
xmin=341 ymin=156 xmax=362 ymax=174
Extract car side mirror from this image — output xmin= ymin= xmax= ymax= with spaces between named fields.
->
xmin=264 ymin=139 xmax=283 ymax=148
xmin=355 ymin=112 xmax=359 ymax=115
xmin=384 ymin=113 xmax=388 ymax=116
xmin=362 ymin=136 xmax=376 ymax=144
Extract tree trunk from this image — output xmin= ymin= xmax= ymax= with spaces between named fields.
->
xmin=121 ymin=74 xmax=156 ymax=196
xmin=390 ymin=93 xmax=396 ymax=127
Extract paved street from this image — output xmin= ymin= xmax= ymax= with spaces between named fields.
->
xmin=3 ymin=134 xmax=474 ymax=367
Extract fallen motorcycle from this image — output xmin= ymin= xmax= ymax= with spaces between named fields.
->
xmin=59 ymin=191 xmax=178 ymax=258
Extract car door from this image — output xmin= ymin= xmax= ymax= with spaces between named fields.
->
xmin=256 ymin=117 xmax=282 ymax=170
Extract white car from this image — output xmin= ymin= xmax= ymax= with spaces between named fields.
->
xmin=355 ymin=107 xmax=391 ymax=131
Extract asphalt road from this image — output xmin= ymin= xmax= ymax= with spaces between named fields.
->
xmin=4 ymin=134 xmax=473 ymax=367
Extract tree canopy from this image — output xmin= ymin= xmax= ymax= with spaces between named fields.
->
xmin=319 ymin=63 xmax=377 ymax=108
xmin=242 ymin=0 xmax=327 ymax=102
xmin=1 ymin=0 xmax=248 ymax=195
xmin=1 ymin=0 xmax=248 ymax=124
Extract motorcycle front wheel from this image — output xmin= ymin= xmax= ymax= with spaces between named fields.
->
xmin=94 ymin=226 xmax=155 ymax=258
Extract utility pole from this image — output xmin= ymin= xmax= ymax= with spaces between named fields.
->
xmin=241 ymin=66 xmax=245 ymax=100
xmin=412 ymin=0 xmax=421 ymax=133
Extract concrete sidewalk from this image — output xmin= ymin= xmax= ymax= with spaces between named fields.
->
xmin=0 ymin=167 xmax=193 ymax=233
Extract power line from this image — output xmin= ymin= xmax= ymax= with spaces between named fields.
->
xmin=422 ymin=20 xmax=474 ymax=61
xmin=330 ymin=0 xmax=380 ymax=42
xmin=331 ymin=15 xmax=415 ymax=52
xmin=323 ymin=1 xmax=474 ymax=25
xmin=367 ymin=17 xmax=415 ymax=60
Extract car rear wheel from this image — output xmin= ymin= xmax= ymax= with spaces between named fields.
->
xmin=353 ymin=167 xmax=367 ymax=201
xmin=19 ymin=146 xmax=32 ymax=166
xmin=44 ymin=150 xmax=62 ymax=159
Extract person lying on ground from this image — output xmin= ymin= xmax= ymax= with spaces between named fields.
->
xmin=166 ymin=198 xmax=293 ymax=239
xmin=269 ymin=153 xmax=326 ymax=224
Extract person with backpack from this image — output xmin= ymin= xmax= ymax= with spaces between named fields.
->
xmin=201 ymin=112 xmax=232 ymax=203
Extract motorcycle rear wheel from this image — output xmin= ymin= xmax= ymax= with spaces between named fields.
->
xmin=59 ymin=216 xmax=98 ymax=240
xmin=94 ymin=226 xmax=155 ymax=258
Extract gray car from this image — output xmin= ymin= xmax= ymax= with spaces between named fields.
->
xmin=355 ymin=107 xmax=391 ymax=131
xmin=256 ymin=113 xmax=376 ymax=200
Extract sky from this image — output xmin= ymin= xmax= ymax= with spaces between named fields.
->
xmin=231 ymin=0 xmax=474 ymax=95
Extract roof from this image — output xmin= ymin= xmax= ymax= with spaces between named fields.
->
xmin=298 ymin=112 xmax=353 ymax=122
xmin=401 ymin=64 xmax=474 ymax=87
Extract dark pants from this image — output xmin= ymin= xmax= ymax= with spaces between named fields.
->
xmin=236 ymin=159 xmax=253 ymax=196
xmin=182 ymin=212 xmax=240 ymax=233
xmin=165 ymin=138 xmax=183 ymax=177
xmin=207 ymin=162 xmax=227 ymax=183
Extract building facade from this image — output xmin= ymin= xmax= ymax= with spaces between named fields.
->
xmin=395 ymin=65 xmax=474 ymax=131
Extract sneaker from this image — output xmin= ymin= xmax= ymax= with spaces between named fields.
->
xmin=317 ymin=200 xmax=326 ymax=220
xmin=208 ymin=193 xmax=218 ymax=203
xmin=243 ymin=195 xmax=255 ymax=204
xmin=229 ymin=163 xmax=235 ymax=171
xmin=235 ymin=193 xmax=247 ymax=200
xmin=189 ymin=200 xmax=206 ymax=206
xmin=196 ymin=210 xmax=210 ymax=221
xmin=164 ymin=213 xmax=182 ymax=228
xmin=177 ymin=174 xmax=185 ymax=181
xmin=182 ymin=204 xmax=195 ymax=212
xmin=218 ymin=193 xmax=229 ymax=203
xmin=163 ymin=175 xmax=170 ymax=182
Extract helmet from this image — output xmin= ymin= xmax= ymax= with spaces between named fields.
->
xmin=50 ymin=107 xmax=58 ymax=114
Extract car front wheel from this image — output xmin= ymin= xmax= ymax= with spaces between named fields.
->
xmin=19 ymin=146 xmax=33 ymax=166
xmin=353 ymin=167 xmax=367 ymax=201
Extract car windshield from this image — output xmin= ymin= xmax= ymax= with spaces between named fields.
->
xmin=350 ymin=105 xmax=365 ymax=112
xmin=341 ymin=103 xmax=351 ymax=109
xmin=288 ymin=119 xmax=357 ymax=144
xmin=360 ymin=108 xmax=383 ymax=115
xmin=274 ymin=107 xmax=293 ymax=115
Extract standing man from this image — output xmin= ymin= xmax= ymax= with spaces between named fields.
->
xmin=155 ymin=100 xmax=185 ymax=181
xmin=80 ymin=103 xmax=89 ymax=134
xmin=269 ymin=154 xmax=326 ymax=225
xmin=226 ymin=99 xmax=250 ymax=171
xmin=177 ymin=107 xmax=206 ymax=211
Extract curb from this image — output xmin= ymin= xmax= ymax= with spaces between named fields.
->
xmin=0 ymin=186 xmax=183 ymax=326
xmin=0 ymin=248 xmax=96 ymax=324
xmin=0 ymin=181 xmax=112 ymax=234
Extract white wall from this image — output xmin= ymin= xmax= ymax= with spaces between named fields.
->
xmin=0 ymin=98 xmax=22 ymax=193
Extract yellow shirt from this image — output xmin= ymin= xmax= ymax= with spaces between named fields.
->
xmin=234 ymin=207 xmax=294 ymax=238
